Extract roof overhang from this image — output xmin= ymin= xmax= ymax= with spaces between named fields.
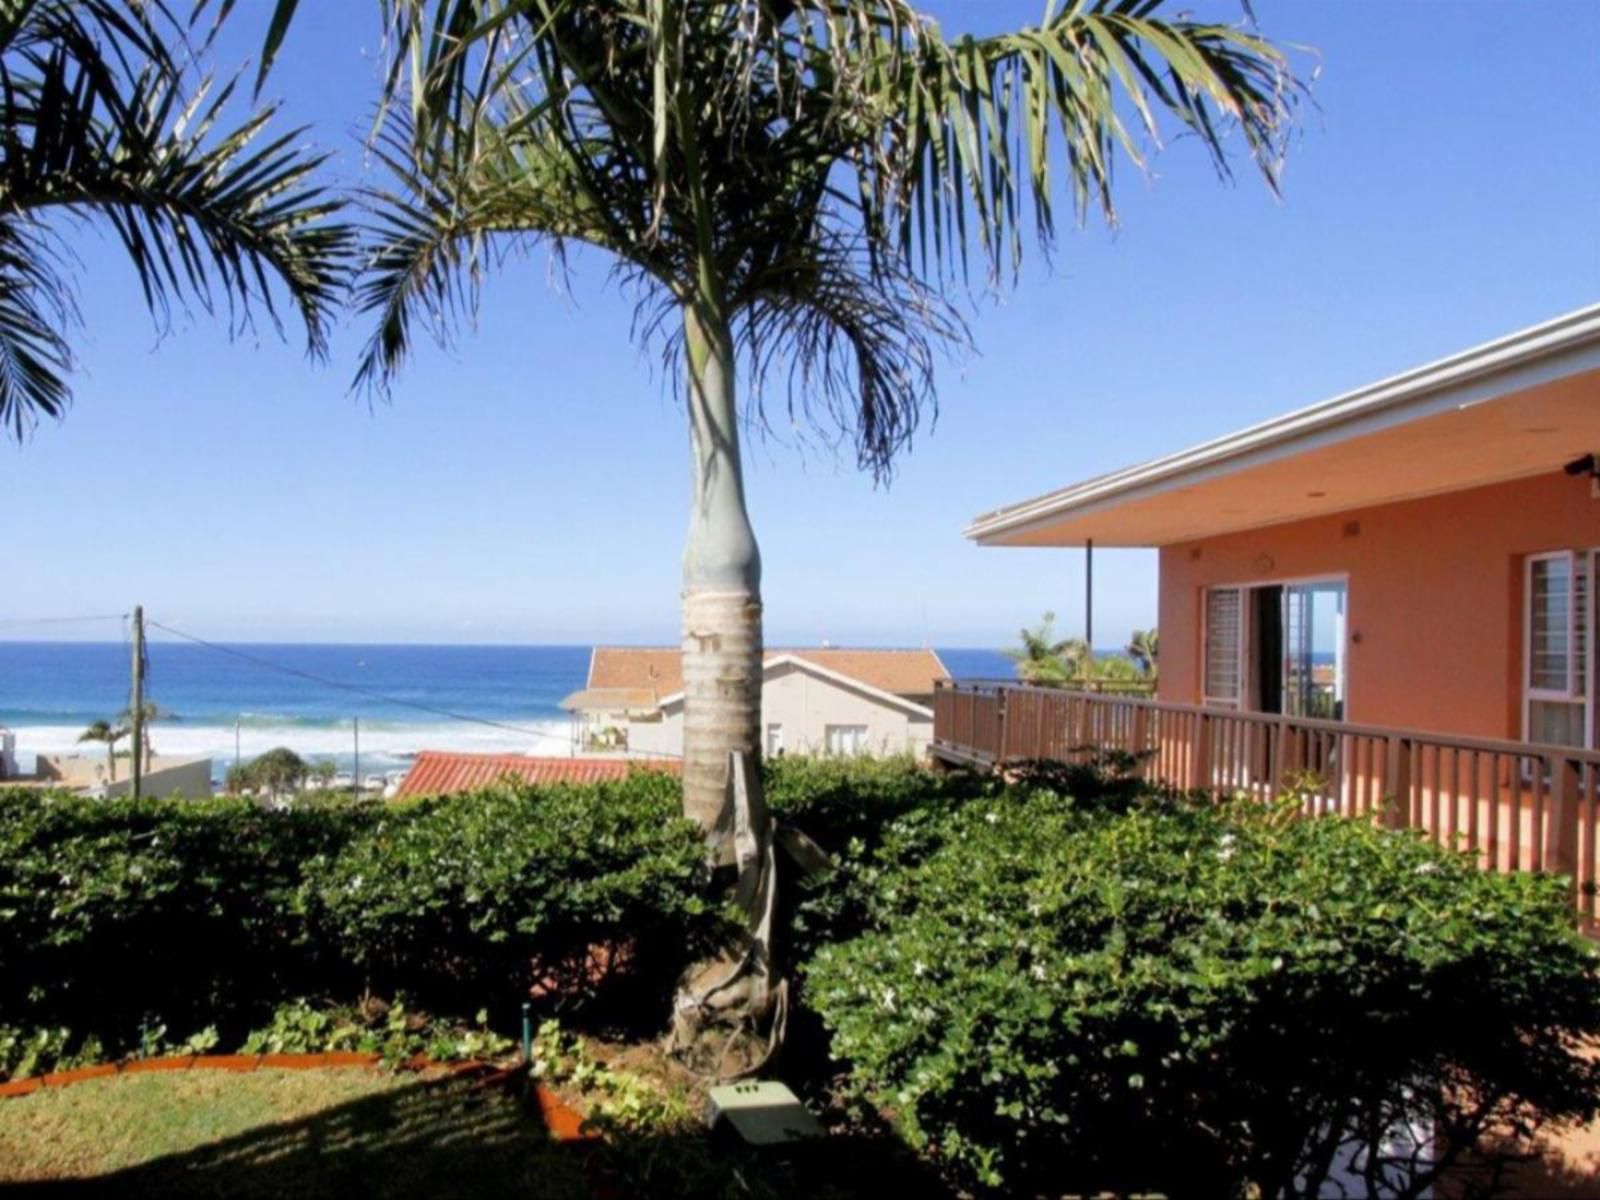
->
xmin=967 ymin=305 xmax=1600 ymax=549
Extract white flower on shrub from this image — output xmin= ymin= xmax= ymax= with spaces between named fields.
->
xmin=1414 ymin=861 xmax=1441 ymax=876
xmin=913 ymin=960 xmax=928 ymax=977
xmin=1031 ymin=962 xmax=1048 ymax=982
xmin=985 ymin=811 xmax=999 ymax=825
xmin=1217 ymin=832 xmax=1238 ymax=863
xmin=880 ymin=986 xmax=898 ymax=1013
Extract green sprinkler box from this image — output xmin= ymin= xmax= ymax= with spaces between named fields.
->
xmin=705 ymin=1080 xmax=825 ymax=1146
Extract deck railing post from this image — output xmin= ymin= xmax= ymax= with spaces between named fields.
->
xmin=1193 ymin=711 xmax=1213 ymax=794
xmin=1384 ymin=735 xmax=1411 ymax=830
xmin=1130 ymin=704 xmax=1149 ymax=778
xmin=1546 ymin=753 xmax=1581 ymax=895
xmin=996 ymin=687 xmax=1009 ymax=765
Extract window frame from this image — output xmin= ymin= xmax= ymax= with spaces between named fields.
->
xmin=823 ymin=723 xmax=868 ymax=757
xmin=1523 ymin=549 xmax=1596 ymax=750
xmin=1203 ymin=573 xmax=1350 ymax=717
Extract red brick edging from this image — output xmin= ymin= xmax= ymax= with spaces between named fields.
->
xmin=0 ymin=1052 xmax=590 ymax=1140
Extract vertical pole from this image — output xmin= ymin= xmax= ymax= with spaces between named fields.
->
xmin=1084 ymin=539 xmax=1094 ymax=662
xmin=353 ymin=716 xmax=360 ymax=797
xmin=235 ymin=716 xmax=241 ymax=775
xmin=130 ymin=605 xmax=144 ymax=801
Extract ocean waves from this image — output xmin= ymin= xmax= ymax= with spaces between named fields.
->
xmin=8 ymin=716 xmax=576 ymax=776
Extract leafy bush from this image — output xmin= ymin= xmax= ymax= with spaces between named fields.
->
xmin=0 ymin=773 xmax=717 ymax=1062
xmin=805 ymin=790 xmax=1600 ymax=1197
xmin=304 ymin=772 xmax=719 ymax=1014
xmin=0 ymin=790 xmax=374 ymax=1045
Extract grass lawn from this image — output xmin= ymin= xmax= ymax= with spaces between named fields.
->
xmin=0 ymin=1067 xmax=590 ymax=1198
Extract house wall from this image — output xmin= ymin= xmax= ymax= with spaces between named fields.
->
xmin=33 ymin=754 xmax=213 ymax=799
xmin=625 ymin=662 xmax=933 ymax=759
xmin=1157 ymin=469 xmax=1599 ymax=740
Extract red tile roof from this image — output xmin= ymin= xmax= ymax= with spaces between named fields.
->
xmin=588 ymin=647 xmax=949 ymax=698
xmin=394 ymin=752 xmax=678 ymax=799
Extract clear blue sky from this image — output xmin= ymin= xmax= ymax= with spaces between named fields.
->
xmin=3 ymin=2 xmax=1596 ymax=649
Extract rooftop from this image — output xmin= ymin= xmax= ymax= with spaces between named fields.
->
xmin=393 ymin=752 xmax=678 ymax=800
xmin=966 ymin=303 xmax=1600 ymax=549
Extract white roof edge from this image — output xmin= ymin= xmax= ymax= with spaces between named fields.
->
xmin=965 ymin=303 xmax=1600 ymax=545
xmin=657 ymin=654 xmax=935 ymax=718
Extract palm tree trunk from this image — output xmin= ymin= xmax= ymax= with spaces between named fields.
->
xmin=106 ymin=741 xmax=116 ymax=783
xmin=679 ymin=299 xmax=762 ymax=859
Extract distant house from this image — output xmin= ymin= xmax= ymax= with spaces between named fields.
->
xmin=562 ymin=647 xmax=949 ymax=759
xmin=394 ymin=751 xmax=678 ymax=800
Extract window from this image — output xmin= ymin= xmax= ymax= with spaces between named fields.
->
xmin=1525 ymin=551 xmax=1594 ymax=749
xmin=1203 ymin=588 xmax=1243 ymax=708
xmin=824 ymin=724 xmax=868 ymax=756
xmin=765 ymin=723 xmax=784 ymax=757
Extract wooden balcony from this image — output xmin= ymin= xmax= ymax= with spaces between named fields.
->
xmin=932 ymin=680 xmax=1600 ymax=920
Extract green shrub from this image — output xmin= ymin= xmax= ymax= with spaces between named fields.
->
xmin=304 ymin=772 xmax=719 ymax=1014
xmin=0 ymin=773 xmax=718 ymax=1061
xmin=0 ymin=789 xmax=374 ymax=1045
xmin=805 ymin=791 xmax=1600 ymax=1197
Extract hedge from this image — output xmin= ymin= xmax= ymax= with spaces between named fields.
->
xmin=305 ymin=771 xmax=716 ymax=1012
xmin=804 ymin=786 xmax=1600 ymax=1197
xmin=0 ymin=773 xmax=717 ymax=1056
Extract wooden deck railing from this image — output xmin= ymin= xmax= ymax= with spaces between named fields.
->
xmin=932 ymin=681 xmax=1600 ymax=920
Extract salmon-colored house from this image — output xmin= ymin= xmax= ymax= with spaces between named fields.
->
xmin=966 ymin=305 xmax=1600 ymax=753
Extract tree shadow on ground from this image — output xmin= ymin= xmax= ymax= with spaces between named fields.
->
xmin=0 ymin=1070 xmax=951 ymax=1200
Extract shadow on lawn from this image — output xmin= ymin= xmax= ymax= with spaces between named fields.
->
xmin=0 ymin=1070 xmax=950 ymax=1200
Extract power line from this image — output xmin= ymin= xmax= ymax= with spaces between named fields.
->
xmin=144 ymin=617 xmax=681 ymax=758
xmin=0 ymin=613 xmax=129 ymax=629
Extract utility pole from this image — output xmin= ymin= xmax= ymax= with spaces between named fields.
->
xmin=130 ymin=605 xmax=144 ymax=801
xmin=353 ymin=716 xmax=360 ymax=797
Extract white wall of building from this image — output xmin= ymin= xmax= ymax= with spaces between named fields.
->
xmin=624 ymin=660 xmax=931 ymax=759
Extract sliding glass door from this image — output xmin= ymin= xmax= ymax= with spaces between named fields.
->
xmin=1204 ymin=578 xmax=1348 ymax=720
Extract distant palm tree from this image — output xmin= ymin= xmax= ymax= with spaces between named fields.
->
xmin=120 ymin=701 xmax=178 ymax=773
xmin=0 ymin=1 xmax=351 ymax=437
xmin=77 ymin=720 xmax=128 ymax=782
xmin=1127 ymin=629 xmax=1160 ymax=679
xmin=1007 ymin=613 xmax=1090 ymax=686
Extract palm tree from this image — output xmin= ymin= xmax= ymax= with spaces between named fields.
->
xmin=119 ymin=700 xmax=177 ymax=773
xmin=308 ymin=0 xmax=1301 ymax=1066
xmin=1127 ymin=628 xmax=1160 ymax=679
xmin=1006 ymin=612 xmax=1089 ymax=686
xmin=0 ymin=1 xmax=352 ymax=438
xmin=77 ymin=719 xmax=128 ymax=783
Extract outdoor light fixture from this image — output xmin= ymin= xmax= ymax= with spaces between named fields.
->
xmin=1564 ymin=453 xmax=1600 ymax=498
xmin=705 ymin=1080 xmax=824 ymax=1146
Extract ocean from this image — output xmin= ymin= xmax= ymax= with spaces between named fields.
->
xmin=0 ymin=642 xmax=1014 ymax=780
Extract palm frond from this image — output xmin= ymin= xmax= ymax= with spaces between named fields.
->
xmin=0 ymin=0 xmax=351 ymax=437
xmin=734 ymin=222 xmax=966 ymax=480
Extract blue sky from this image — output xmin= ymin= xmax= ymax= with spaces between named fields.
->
xmin=3 ymin=1 xmax=1596 ymax=650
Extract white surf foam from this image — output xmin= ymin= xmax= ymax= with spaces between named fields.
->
xmin=9 ymin=717 xmax=576 ymax=776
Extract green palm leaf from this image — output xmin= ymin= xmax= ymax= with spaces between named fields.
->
xmin=0 ymin=0 xmax=352 ymax=437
